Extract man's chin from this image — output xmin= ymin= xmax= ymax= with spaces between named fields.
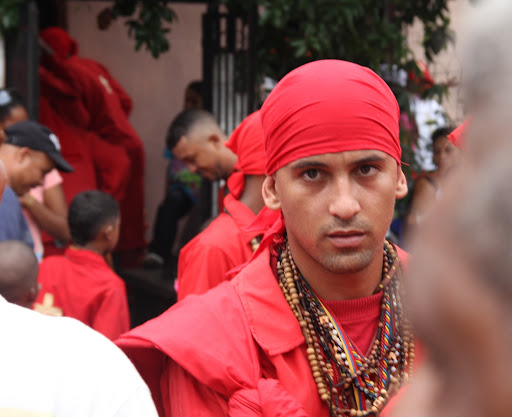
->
xmin=320 ymin=249 xmax=375 ymax=274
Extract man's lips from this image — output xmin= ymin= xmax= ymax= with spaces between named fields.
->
xmin=326 ymin=230 xmax=366 ymax=248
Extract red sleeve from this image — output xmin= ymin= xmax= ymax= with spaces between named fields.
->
xmin=177 ymin=243 xmax=234 ymax=301
xmin=81 ymin=59 xmax=133 ymax=116
xmin=164 ymin=360 xmax=228 ymax=417
xmin=91 ymin=283 xmax=131 ymax=341
xmin=90 ymin=136 xmax=131 ymax=202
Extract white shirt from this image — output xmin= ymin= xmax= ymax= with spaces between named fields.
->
xmin=0 ymin=296 xmax=158 ymax=417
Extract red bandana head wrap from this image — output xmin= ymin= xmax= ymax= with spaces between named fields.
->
xmin=40 ymin=27 xmax=79 ymax=60
xmin=225 ymin=110 xmax=266 ymax=199
xmin=240 ymin=60 xmax=403 ymax=265
xmin=448 ymin=119 xmax=468 ymax=150
xmin=261 ymin=60 xmax=401 ymax=175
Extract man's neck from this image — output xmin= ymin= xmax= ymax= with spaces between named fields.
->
xmin=238 ymin=175 xmax=266 ymax=215
xmin=286 ymin=237 xmax=384 ymax=301
xmin=220 ymin=147 xmax=237 ymax=180
xmin=73 ymin=243 xmax=108 ymax=257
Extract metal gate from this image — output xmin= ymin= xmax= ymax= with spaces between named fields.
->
xmin=202 ymin=3 xmax=257 ymax=135
xmin=201 ymin=3 xmax=258 ymax=218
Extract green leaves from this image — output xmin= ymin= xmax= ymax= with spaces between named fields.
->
xmin=0 ymin=0 xmax=27 ymax=35
xmin=112 ymin=0 xmax=177 ymax=58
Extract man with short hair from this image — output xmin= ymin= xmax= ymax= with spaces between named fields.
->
xmin=177 ymin=110 xmax=267 ymax=300
xmin=0 ymin=120 xmax=73 ymax=247
xmin=117 ymin=60 xmax=413 ymax=417
xmin=143 ymin=108 xmax=238 ymax=268
xmin=34 ymin=190 xmax=130 ymax=341
xmin=0 ymin=240 xmax=39 ymax=308
xmin=167 ymin=109 xmax=237 ymax=182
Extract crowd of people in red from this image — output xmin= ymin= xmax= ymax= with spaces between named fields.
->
xmin=0 ymin=1 xmax=511 ymax=415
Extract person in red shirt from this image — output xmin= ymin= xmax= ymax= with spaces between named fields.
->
xmin=34 ymin=190 xmax=130 ymax=341
xmin=117 ymin=60 xmax=413 ymax=417
xmin=176 ymin=110 xmax=266 ymax=300
xmin=144 ymin=109 xmax=237 ymax=268
xmin=39 ymin=27 xmax=145 ymax=255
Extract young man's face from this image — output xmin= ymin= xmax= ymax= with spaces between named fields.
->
xmin=172 ymin=136 xmax=225 ymax=181
xmin=10 ymin=149 xmax=54 ymax=195
xmin=264 ymin=150 xmax=407 ymax=276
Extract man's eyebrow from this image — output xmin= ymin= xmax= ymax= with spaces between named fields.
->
xmin=351 ymin=154 xmax=387 ymax=165
xmin=289 ymin=160 xmax=329 ymax=170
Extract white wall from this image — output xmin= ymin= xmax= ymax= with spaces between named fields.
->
xmin=67 ymin=1 xmax=206 ymax=241
xmin=407 ymin=0 xmax=474 ymax=125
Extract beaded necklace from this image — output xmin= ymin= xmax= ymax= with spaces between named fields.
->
xmin=277 ymin=237 xmax=415 ymax=416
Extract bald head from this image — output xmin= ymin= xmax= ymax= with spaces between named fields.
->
xmin=0 ymin=240 xmax=39 ymax=308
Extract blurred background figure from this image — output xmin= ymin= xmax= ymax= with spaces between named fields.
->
xmin=39 ymin=26 xmax=145 ymax=265
xmin=143 ymin=81 xmax=204 ymax=271
xmin=405 ymin=126 xmax=463 ymax=235
xmin=0 ymin=121 xmax=73 ymax=250
xmin=0 ymin=88 xmax=70 ymax=261
xmin=0 ymin=240 xmax=39 ymax=308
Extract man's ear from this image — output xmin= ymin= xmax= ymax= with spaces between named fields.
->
xmin=207 ymin=133 xmax=223 ymax=148
xmin=16 ymin=147 xmax=31 ymax=163
xmin=395 ymin=166 xmax=408 ymax=199
xmin=262 ymin=175 xmax=281 ymax=210
xmin=101 ymin=223 xmax=114 ymax=242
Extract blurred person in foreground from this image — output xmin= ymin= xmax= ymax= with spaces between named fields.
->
xmin=390 ymin=1 xmax=512 ymax=417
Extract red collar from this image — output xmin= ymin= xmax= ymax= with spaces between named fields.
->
xmin=64 ymin=247 xmax=109 ymax=268
xmin=233 ymin=247 xmax=305 ymax=356
xmin=223 ymin=193 xmax=259 ymax=244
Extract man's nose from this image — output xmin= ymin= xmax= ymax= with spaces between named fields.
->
xmin=328 ymin=180 xmax=361 ymax=220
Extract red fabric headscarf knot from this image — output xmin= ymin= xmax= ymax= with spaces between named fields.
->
xmin=225 ymin=110 xmax=266 ymax=199
xmin=261 ymin=60 xmax=401 ymax=175
xmin=40 ymin=27 xmax=79 ymax=60
xmin=228 ymin=378 xmax=308 ymax=417
xmin=448 ymin=119 xmax=469 ymax=150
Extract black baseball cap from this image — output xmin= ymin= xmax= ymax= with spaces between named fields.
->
xmin=4 ymin=120 xmax=74 ymax=172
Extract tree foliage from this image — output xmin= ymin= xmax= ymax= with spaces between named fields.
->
xmin=0 ymin=0 xmax=27 ymax=35
xmin=248 ymin=0 xmax=453 ymax=95
xmin=101 ymin=0 xmax=177 ymax=58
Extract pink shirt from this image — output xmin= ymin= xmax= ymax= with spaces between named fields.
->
xmin=24 ymin=169 xmax=62 ymax=261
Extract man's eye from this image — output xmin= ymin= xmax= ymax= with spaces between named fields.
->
xmin=303 ymin=169 xmax=319 ymax=180
xmin=359 ymin=165 xmax=375 ymax=175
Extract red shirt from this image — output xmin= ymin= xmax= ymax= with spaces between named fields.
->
xmin=177 ymin=194 xmax=258 ymax=301
xmin=35 ymin=248 xmax=130 ymax=341
xmin=117 ymin=245 xmax=409 ymax=417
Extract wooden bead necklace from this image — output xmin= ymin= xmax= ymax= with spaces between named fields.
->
xmin=277 ymin=237 xmax=415 ymax=416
